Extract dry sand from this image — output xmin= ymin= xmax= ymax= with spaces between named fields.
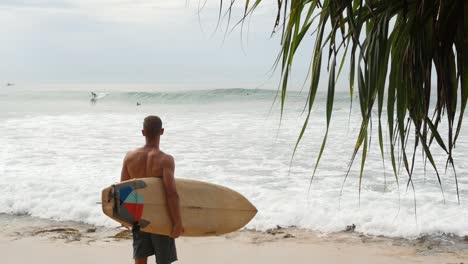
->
xmin=1 ymin=224 xmax=467 ymax=264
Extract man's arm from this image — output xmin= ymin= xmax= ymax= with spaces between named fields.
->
xmin=162 ymin=155 xmax=184 ymax=238
xmin=120 ymin=153 xmax=130 ymax=182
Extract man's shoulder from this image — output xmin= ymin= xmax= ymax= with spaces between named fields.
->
xmin=124 ymin=148 xmax=144 ymax=160
xmin=159 ymin=151 xmax=174 ymax=167
xmin=161 ymin=152 xmax=174 ymax=162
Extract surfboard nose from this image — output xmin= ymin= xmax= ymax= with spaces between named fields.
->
xmin=241 ymin=196 xmax=257 ymax=216
xmin=243 ymin=198 xmax=258 ymax=224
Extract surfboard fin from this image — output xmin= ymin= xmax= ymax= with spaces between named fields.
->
xmin=139 ymin=219 xmax=150 ymax=228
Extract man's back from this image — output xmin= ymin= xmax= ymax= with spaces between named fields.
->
xmin=122 ymin=147 xmax=173 ymax=180
xmin=121 ymin=115 xmax=183 ymax=264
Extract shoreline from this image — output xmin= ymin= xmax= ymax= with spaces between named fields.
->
xmin=1 ymin=214 xmax=467 ymax=263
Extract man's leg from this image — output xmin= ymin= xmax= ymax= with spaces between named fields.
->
xmin=151 ymin=234 xmax=177 ymax=264
xmin=135 ymin=257 xmax=148 ymax=264
xmin=133 ymin=229 xmax=155 ymax=262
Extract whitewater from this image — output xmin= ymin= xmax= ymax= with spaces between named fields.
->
xmin=0 ymin=87 xmax=467 ymax=239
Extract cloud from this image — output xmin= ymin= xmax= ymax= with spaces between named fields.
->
xmin=0 ymin=1 xmax=192 ymax=25
xmin=0 ymin=0 xmax=278 ymax=27
xmin=0 ymin=0 xmax=300 ymax=86
xmin=0 ymin=0 xmax=75 ymax=9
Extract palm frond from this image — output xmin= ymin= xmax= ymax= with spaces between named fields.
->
xmin=218 ymin=0 xmax=467 ymax=199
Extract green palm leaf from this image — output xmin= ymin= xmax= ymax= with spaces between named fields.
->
xmin=217 ymin=0 xmax=467 ymax=198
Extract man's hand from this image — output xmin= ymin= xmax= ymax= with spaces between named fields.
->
xmin=171 ymin=222 xmax=185 ymax=238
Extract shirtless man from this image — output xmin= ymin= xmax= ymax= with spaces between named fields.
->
xmin=121 ymin=116 xmax=184 ymax=264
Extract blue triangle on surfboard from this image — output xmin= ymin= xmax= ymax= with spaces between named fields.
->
xmin=119 ymin=186 xmax=133 ymax=204
xmin=124 ymin=191 xmax=144 ymax=204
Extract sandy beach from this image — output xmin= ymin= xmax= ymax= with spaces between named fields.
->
xmin=2 ymin=231 xmax=467 ymax=264
xmin=1 ymin=215 xmax=467 ymax=264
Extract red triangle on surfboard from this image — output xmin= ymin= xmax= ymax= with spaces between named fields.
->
xmin=124 ymin=203 xmax=144 ymax=222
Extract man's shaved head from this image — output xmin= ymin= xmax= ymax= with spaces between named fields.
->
xmin=143 ymin=116 xmax=163 ymax=139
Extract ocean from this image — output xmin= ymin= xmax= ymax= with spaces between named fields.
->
xmin=0 ymin=86 xmax=467 ymax=239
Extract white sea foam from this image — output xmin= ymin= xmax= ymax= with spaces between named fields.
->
xmin=0 ymin=88 xmax=467 ymax=238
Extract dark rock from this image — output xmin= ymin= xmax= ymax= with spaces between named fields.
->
xmin=345 ymin=224 xmax=356 ymax=232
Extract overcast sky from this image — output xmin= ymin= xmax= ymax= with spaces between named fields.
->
xmin=0 ymin=1 xmax=332 ymax=90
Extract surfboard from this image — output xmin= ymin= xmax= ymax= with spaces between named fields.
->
xmin=101 ymin=178 xmax=257 ymax=237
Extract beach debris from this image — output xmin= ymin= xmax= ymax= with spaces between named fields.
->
xmin=266 ymin=228 xmax=285 ymax=236
xmin=32 ymin=227 xmax=82 ymax=242
xmin=86 ymin=239 xmax=97 ymax=245
xmin=33 ymin=227 xmax=80 ymax=235
xmin=283 ymin=234 xmax=295 ymax=239
xmin=86 ymin=228 xmax=97 ymax=233
xmin=345 ymin=224 xmax=356 ymax=232
xmin=111 ymin=230 xmax=132 ymax=240
xmin=265 ymin=225 xmax=300 ymax=236
xmin=266 ymin=230 xmax=284 ymax=235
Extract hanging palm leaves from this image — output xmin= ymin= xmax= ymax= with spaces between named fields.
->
xmin=221 ymin=0 xmax=467 ymax=200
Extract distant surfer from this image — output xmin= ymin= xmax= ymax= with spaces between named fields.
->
xmin=90 ymin=92 xmax=97 ymax=104
xmin=120 ymin=116 xmax=184 ymax=264
xmin=137 ymin=102 xmax=141 ymax=106
xmin=6 ymin=83 xmax=14 ymax=86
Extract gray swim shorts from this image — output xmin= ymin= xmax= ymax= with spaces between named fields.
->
xmin=132 ymin=228 xmax=178 ymax=264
